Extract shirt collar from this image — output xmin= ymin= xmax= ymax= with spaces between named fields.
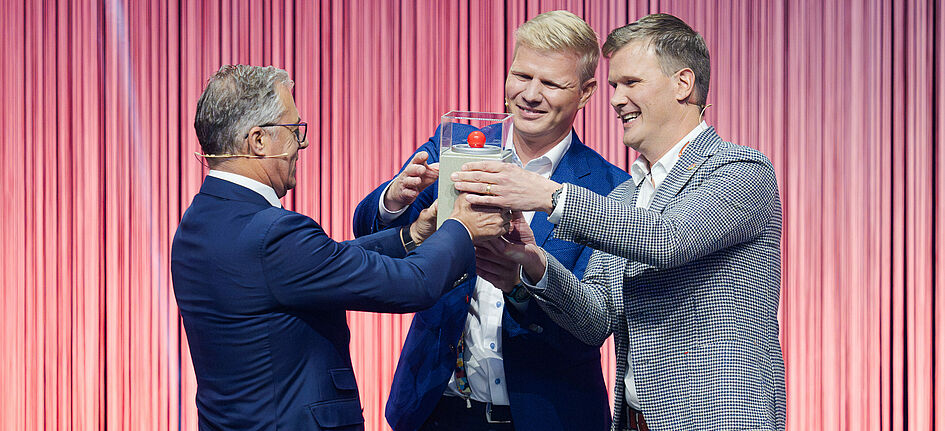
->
xmin=506 ymin=130 xmax=573 ymax=177
xmin=207 ymin=170 xmax=282 ymax=208
xmin=630 ymin=121 xmax=708 ymax=187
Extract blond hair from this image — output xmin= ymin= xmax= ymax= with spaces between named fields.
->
xmin=514 ymin=10 xmax=600 ymax=82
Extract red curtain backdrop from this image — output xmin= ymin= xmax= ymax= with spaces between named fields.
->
xmin=1 ymin=0 xmax=943 ymax=429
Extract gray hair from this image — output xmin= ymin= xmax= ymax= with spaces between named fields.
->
xmin=194 ymin=65 xmax=294 ymax=155
xmin=602 ymin=14 xmax=710 ymax=106
xmin=514 ymin=10 xmax=600 ymax=83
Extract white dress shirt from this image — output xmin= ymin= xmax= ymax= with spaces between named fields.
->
xmin=377 ymin=131 xmax=573 ymax=405
xmin=207 ymin=170 xmax=282 ymax=208
xmin=442 ymin=132 xmax=571 ymax=405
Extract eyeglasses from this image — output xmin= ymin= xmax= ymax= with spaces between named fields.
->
xmin=249 ymin=122 xmax=308 ymax=144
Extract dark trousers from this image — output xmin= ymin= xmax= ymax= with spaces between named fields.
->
xmin=419 ymin=395 xmax=515 ymax=431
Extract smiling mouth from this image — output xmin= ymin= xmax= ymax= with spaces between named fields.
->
xmin=517 ymin=105 xmax=547 ymax=116
xmin=620 ymin=112 xmax=640 ymax=124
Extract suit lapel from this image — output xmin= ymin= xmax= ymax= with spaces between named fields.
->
xmin=624 ymin=128 xmax=722 ymax=279
xmin=646 ymin=127 xmax=720 ymax=213
xmin=531 ymin=131 xmax=591 ymax=247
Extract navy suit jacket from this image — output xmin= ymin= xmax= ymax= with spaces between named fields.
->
xmin=171 ymin=176 xmax=475 ymax=430
xmin=352 ymin=125 xmax=630 ymax=431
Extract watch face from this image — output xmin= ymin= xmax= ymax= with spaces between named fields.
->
xmin=510 ymin=285 xmax=530 ymax=302
xmin=552 ymin=188 xmax=562 ymax=208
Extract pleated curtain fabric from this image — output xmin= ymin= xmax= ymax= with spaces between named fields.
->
xmin=0 ymin=0 xmax=943 ymax=430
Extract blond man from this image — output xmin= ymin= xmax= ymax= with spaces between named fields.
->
xmin=352 ymin=10 xmax=629 ymax=431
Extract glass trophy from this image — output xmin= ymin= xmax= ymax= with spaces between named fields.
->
xmin=436 ymin=111 xmax=514 ymax=227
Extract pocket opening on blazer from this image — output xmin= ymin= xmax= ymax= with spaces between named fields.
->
xmin=329 ymin=368 xmax=358 ymax=391
xmin=307 ymin=397 xmax=364 ymax=428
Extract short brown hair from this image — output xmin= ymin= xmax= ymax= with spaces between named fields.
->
xmin=603 ymin=14 xmax=710 ymax=106
xmin=515 ymin=10 xmax=600 ymax=82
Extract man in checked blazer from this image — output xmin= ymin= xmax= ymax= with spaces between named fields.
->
xmin=453 ymin=14 xmax=787 ymax=431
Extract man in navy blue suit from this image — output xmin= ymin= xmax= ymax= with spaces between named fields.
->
xmin=352 ymin=11 xmax=630 ymax=431
xmin=171 ymin=65 xmax=510 ymax=430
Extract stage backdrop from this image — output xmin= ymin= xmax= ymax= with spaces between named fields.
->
xmin=1 ymin=0 xmax=943 ymax=429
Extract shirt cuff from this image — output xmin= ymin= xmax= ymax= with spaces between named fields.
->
xmin=546 ymin=183 xmax=567 ymax=224
xmin=377 ymin=182 xmax=409 ymax=224
xmin=519 ymin=262 xmax=548 ymax=294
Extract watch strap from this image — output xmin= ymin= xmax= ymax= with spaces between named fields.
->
xmin=401 ymin=226 xmax=418 ymax=252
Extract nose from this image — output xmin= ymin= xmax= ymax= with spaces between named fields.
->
xmin=611 ymin=85 xmax=628 ymax=111
xmin=522 ymin=79 xmax=542 ymax=103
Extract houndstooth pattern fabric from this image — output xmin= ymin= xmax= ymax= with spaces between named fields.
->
xmin=529 ymin=127 xmax=786 ymax=431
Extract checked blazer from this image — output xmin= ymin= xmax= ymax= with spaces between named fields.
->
xmin=529 ymin=127 xmax=786 ymax=431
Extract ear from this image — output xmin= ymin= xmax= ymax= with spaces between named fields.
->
xmin=674 ymin=68 xmax=696 ymax=104
xmin=576 ymin=77 xmax=598 ymax=109
xmin=245 ymin=126 xmax=268 ymax=156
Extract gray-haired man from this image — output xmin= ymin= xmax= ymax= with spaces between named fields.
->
xmin=171 ymin=65 xmax=509 ymax=430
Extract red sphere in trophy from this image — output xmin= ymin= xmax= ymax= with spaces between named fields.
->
xmin=467 ymin=130 xmax=486 ymax=148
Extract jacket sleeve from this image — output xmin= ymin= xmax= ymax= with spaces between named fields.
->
xmin=555 ymin=150 xmax=780 ymax=269
xmin=525 ymin=248 xmax=621 ymax=347
xmin=263 ymin=211 xmax=474 ymax=314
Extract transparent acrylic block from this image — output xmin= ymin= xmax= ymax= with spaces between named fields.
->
xmin=439 ymin=110 xmax=514 ymax=155
xmin=436 ymin=111 xmax=514 ymax=227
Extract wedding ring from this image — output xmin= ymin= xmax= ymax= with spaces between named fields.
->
xmin=485 ymin=184 xmax=493 ymax=195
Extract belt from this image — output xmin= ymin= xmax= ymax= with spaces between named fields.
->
xmin=623 ymin=403 xmax=649 ymax=431
xmin=435 ymin=395 xmax=513 ymax=425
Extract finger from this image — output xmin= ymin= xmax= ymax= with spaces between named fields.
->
xmin=464 ymin=194 xmax=502 ymax=207
xmin=404 ymin=163 xmax=426 ymax=177
xmin=427 ymin=162 xmax=439 ymax=172
xmin=469 ymin=204 xmax=502 ymax=213
xmin=460 ymin=160 xmax=506 ymax=172
xmin=402 ymin=176 xmax=423 ymax=188
xmin=410 ymin=151 xmax=429 ymax=165
xmin=450 ymin=170 xmax=499 ymax=185
xmin=453 ymin=181 xmax=498 ymax=197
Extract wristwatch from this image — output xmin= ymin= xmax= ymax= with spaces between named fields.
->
xmin=505 ymin=283 xmax=531 ymax=303
xmin=401 ymin=226 xmax=419 ymax=252
xmin=550 ymin=186 xmax=563 ymax=211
